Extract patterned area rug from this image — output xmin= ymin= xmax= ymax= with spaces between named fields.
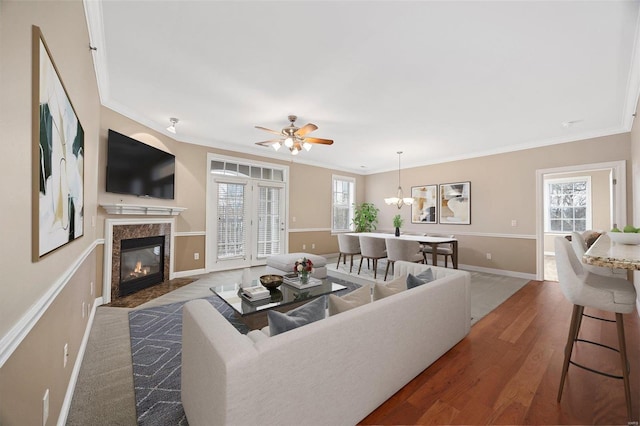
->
xmin=128 ymin=277 xmax=360 ymax=425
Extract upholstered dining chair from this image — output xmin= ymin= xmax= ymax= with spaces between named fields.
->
xmin=554 ymin=237 xmax=636 ymax=420
xmin=384 ymin=238 xmax=424 ymax=281
xmin=358 ymin=235 xmax=387 ymax=280
xmin=570 ymin=231 xmax=626 ymax=278
xmin=336 ymin=234 xmax=361 ymax=273
xmin=421 ymin=234 xmax=455 ymax=267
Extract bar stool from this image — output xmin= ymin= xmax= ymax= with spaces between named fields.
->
xmin=554 ymin=237 xmax=636 ymax=420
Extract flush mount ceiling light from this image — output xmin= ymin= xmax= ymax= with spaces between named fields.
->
xmin=167 ymin=117 xmax=179 ymax=134
xmin=384 ymin=151 xmax=414 ymax=209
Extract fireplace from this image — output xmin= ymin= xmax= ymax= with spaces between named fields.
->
xmin=106 ymin=219 xmax=173 ymax=302
xmin=119 ymin=236 xmax=165 ymax=296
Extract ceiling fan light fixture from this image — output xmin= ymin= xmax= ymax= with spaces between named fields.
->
xmin=167 ymin=117 xmax=179 ymax=134
xmin=284 ymin=137 xmax=294 ymax=148
xmin=272 ymin=141 xmax=281 ymax=151
xmin=303 ymin=141 xmax=312 ymax=151
xmin=291 ymin=147 xmax=299 ymax=155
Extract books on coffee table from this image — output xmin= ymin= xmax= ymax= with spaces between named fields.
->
xmin=283 ymin=276 xmax=323 ymax=289
xmin=241 ymin=285 xmax=270 ymax=300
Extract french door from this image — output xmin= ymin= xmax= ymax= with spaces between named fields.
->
xmin=207 ymin=156 xmax=287 ymax=271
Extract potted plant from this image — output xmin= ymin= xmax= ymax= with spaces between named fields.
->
xmin=393 ymin=214 xmax=404 ymax=237
xmin=352 ymin=202 xmax=379 ymax=232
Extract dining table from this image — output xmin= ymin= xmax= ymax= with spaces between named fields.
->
xmin=583 ymin=233 xmax=640 ymax=270
xmin=346 ymin=232 xmax=459 ymax=269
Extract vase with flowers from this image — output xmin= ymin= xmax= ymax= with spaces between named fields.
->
xmin=294 ymin=257 xmax=314 ymax=284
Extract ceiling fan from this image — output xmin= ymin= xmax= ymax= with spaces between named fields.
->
xmin=255 ymin=115 xmax=334 ymax=155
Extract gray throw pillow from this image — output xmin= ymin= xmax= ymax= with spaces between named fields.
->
xmin=328 ymin=284 xmax=371 ymax=316
xmin=406 ymin=269 xmax=434 ymax=289
xmin=267 ymin=296 xmax=326 ymax=336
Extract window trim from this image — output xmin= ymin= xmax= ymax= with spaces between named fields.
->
xmin=543 ymin=176 xmax=592 ymax=233
xmin=331 ymin=174 xmax=356 ymax=233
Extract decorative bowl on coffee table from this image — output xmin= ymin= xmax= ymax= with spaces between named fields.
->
xmin=260 ymin=274 xmax=284 ymax=289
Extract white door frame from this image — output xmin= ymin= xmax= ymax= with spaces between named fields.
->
xmin=535 ymin=160 xmax=626 ymax=280
xmin=205 ymin=153 xmax=289 ymax=272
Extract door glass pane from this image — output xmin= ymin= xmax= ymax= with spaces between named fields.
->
xmin=257 ymin=186 xmax=281 ymax=257
xmin=217 ymin=183 xmax=245 ymax=259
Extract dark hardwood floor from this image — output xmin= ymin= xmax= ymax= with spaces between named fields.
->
xmin=360 ymin=280 xmax=639 ymax=425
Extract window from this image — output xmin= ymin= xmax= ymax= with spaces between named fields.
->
xmin=544 ymin=176 xmax=592 ymax=232
xmin=332 ymin=175 xmax=355 ymax=232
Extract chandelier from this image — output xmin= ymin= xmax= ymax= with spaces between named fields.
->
xmin=384 ymin=151 xmax=414 ymax=209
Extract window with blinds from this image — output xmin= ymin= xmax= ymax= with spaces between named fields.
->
xmin=332 ymin=175 xmax=355 ymax=232
xmin=217 ymin=182 xmax=246 ymax=259
xmin=257 ymin=186 xmax=281 ymax=257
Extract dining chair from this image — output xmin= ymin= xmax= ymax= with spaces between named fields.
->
xmin=554 ymin=237 xmax=636 ymax=420
xmin=358 ymin=235 xmax=387 ymax=279
xmin=336 ymin=234 xmax=361 ymax=273
xmin=421 ymin=234 xmax=455 ymax=267
xmin=384 ymin=238 xmax=424 ymax=280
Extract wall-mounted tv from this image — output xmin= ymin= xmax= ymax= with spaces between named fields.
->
xmin=106 ymin=129 xmax=175 ymax=200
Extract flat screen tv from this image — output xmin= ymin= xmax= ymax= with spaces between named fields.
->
xmin=106 ymin=129 xmax=175 ymax=199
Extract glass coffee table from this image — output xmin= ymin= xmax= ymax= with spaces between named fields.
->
xmin=210 ymin=278 xmax=346 ymax=330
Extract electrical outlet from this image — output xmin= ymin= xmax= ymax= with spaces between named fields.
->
xmin=194 ymin=252 xmax=200 ymax=260
xmin=82 ymin=302 xmax=85 ymax=318
xmin=63 ymin=343 xmax=68 ymax=368
xmin=302 ymin=244 xmax=306 ymax=250
xmin=42 ymin=389 xmax=49 ymax=426
xmin=486 ymin=253 xmax=492 ymax=260
xmin=511 ymin=219 xmax=517 ymax=227
xmin=311 ymin=243 xmax=315 ymax=249
xmin=292 ymin=216 xmax=296 ymax=222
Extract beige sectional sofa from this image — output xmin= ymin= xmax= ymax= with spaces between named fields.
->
xmin=181 ymin=261 xmax=471 ymax=425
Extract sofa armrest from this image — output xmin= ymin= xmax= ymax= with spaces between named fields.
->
xmin=181 ymin=299 xmax=257 ymax=426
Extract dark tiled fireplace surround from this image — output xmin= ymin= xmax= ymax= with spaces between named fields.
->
xmin=110 ymin=223 xmax=171 ymax=302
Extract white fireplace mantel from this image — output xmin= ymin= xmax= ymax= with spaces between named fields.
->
xmin=101 ymin=203 xmax=187 ymax=216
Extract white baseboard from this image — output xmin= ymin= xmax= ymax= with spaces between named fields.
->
xmin=172 ymin=268 xmax=207 ymax=279
xmin=57 ymin=296 xmax=100 ymax=426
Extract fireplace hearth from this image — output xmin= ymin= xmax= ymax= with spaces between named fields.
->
xmin=119 ymin=236 xmax=165 ymax=296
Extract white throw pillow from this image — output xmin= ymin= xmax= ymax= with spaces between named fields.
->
xmin=373 ymin=274 xmax=407 ymax=300
xmin=328 ymin=284 xmax=371 ymax=316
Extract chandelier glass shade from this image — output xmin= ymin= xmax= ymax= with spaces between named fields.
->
xmin=384 ymin=151 xmax=414 ymax=209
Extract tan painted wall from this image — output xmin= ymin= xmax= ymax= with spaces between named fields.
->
xmin=365 ymin=134 xmax=631 ymax=274
xmin=174 ymin=235 xmax=206 ymax=271
xmin=543 ymin=169 xmax=612 ymax=252
xmin=289 ymin=231 xmax=339 ymax=255
xmin=0 ymin=1 xmax=101 ymax=424
xmin=98 ymin=107 xmax=366 ymax=261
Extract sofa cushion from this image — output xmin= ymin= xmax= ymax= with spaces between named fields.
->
xmin=268 ymin=296 xmax=326 ymax=336
xmin=407 ymin=269 xmax=434 ymax=289
xmin=328 ymin=284 xmax=371 ymax=316
xmin=374 ymin=274 xmax=407 ymax=300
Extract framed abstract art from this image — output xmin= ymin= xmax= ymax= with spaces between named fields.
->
xmin=439 ymin=182 xmax=470 ymax=225
xmin=411 ymin=185 xmax=438 ymax=224
xmin=32 ymin=26 xmax=84 ymax=260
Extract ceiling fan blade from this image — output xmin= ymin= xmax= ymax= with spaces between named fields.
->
xmin=294 ymin=123 xmax=318 ymax=137
xmin=303 ymin=137 xmax=334 ymax=145
xmin=255 ymin=139 xmax=282 ymax=147
xmin=255 ymin=126 xmax=283 ymax=136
